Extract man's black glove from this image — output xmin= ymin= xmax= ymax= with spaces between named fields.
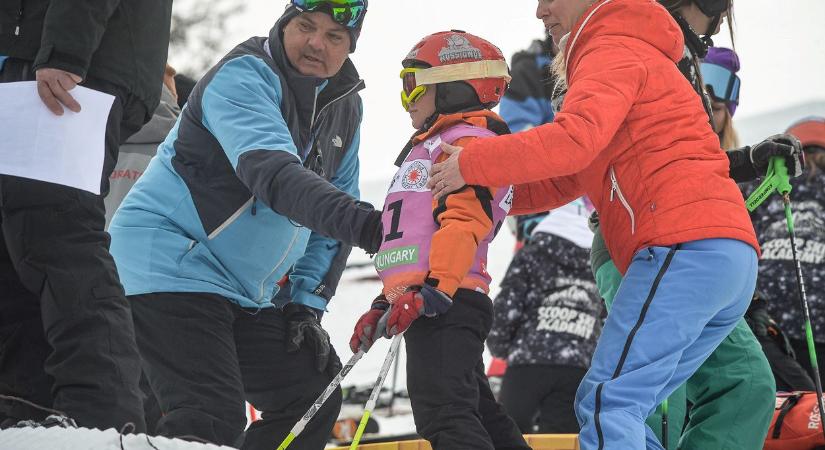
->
xmin=284 ymin=303 xmax=341 ymax=376
xmin=359 ymin=208 xmax=383 ymax=255
xmin=749 ymin=134 xmax=805 ymax=177
xmin=728 ymin=134 xmax=805 ymax=182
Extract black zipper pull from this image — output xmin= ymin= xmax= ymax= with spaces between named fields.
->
xmin=251 ymin=197 xmax=257 ymax=216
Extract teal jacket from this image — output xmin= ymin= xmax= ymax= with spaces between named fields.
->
xmin=109 ymin=18 xmax=381 ymax=311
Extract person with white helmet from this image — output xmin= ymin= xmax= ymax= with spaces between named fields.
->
xmin=349 ymin=30 xmax=530 ymax=450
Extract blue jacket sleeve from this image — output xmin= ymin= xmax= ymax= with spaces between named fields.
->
xmin=200 ymin=55 xmax=299 ymax=168
xmin=290 ymin=124 xmax=362 ymax=311
xmin=499 ymin=95 xmax=554 ymax=133
xmin=200 ymin=56 xmax=382 ymax=252
xmin=498 ymin=54 xmax=555 ymax=132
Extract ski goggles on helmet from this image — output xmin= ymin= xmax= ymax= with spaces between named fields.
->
xmin=399 ymin=60 xmax=511 ymax=111
xmin=290 ymin=0 xmax=366 ymax=29
xmin=701 ymin=62 xmax=740 ymax=106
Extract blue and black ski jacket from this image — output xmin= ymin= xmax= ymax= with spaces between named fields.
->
xmin=109 ymin=18 xmax=380 ymax=311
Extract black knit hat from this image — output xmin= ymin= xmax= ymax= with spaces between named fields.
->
xmin=280 ymin=4 xmax=364 ymax=52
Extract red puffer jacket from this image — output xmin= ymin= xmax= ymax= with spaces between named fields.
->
xmin=458 ymin=0 xmax=759 ymax=273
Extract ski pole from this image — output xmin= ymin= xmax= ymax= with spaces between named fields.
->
xmin=746 ymin=156 xmax=825 ymax=442
xmin=661 ymin=399 xmax=669 ymax=450
xmin=780 ymin=189 xmax=825 ymax=442
xmin=349 ymin=334 xmax=404 ymax=449
xmin=387 ymin=349 xmax=401 ymax=417
xmin=276 ymin=348 xmax=366 ymax=450
xmin=745 ymin=156 xmax=792 ymax=213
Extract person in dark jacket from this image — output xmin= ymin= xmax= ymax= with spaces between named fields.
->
xmin=487 ymin=34 xmax=558 ymax=396
xmin=748 ymin=117 xmax=825 ymax=385
xmin=173 ymin=72 xmax=197 ymax=110
xmin=745 ymin=291 xmax=815 ymax=392
xmin=109 ymin=1 xmax=382 ymax=448
xmin=488 ymin=199 xmax=604 ymax=434
xmin=0 ymin=0 xmax=171 ymax=432
xmin=498 ymin=34 xmax=556 ymax=136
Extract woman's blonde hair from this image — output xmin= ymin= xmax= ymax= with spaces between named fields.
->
xmin=550 ymin=38 xmax=569 ymax=94
xmin=718 ymin=108 xmax=740 ymax=150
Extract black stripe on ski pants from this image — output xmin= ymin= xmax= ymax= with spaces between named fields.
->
xmin=594 ymin=246 xmax=679 ymax=449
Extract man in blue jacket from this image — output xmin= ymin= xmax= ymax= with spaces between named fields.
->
xmin=108 ymin=1 xmax=380 ymax=448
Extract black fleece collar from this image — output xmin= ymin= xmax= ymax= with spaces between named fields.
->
xmin=672 ymin=12 xmax=710 ymax=59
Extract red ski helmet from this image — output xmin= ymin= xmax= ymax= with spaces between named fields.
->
xmin=787 ymin=117 xmax=825 ymax=151
xmin=400 ymin=30 xmax=510 ymax=113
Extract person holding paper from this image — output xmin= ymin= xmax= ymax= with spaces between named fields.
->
xmin=0 ymin=0 xmax=172 ymax=433
xmin=108 ymin=2 xmax=383 ymax=447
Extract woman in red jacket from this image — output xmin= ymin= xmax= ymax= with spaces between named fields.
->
xmin=428 ymin=0 xmax=760 ymax=449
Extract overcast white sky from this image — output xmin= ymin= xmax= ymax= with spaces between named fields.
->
xmin=217 ymin=0 xmax=825 ymax=182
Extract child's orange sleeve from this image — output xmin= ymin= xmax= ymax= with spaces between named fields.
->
xmin=427 ymin=136 xmax=497 ymax=296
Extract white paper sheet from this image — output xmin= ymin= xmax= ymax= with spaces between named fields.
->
xmin=0 ymin=81 xmax=115 ymax=194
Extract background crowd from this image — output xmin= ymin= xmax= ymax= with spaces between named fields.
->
xmin=1 ymin=1 xmax=824 ymax=450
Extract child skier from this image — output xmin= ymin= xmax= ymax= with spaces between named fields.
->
xmin=349 ymin=31 xmax=530 ymax=450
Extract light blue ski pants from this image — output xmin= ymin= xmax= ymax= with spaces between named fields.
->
xmin=575 ymin=238 xmax=758 ymax=450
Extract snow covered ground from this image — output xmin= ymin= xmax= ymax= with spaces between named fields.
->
xmin=0 ymin=426 xmax=235 ymax=450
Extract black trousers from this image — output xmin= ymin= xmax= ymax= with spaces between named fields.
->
xmin=790 ymin=338 xmax=825 ymax=388
xmin=0 ymin=58 xmax=148 ymax=431
xmin=499 ymin=364 xmax=586 ymax=434
xmin=405 ymin=289 xmax=529 ymax=450
xmin=129 ymin=292 xmax=342 ymax=450
xmin=756 ymin=335 xmax=815 ymax=392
